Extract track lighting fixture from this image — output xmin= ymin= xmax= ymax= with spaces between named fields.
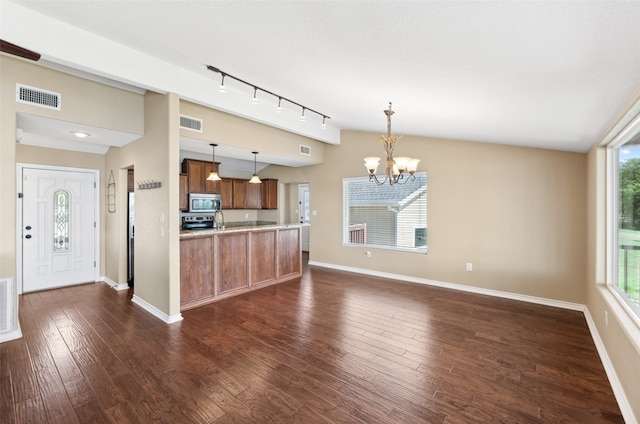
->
xmin=218 ymin=74 xmax=226 ymax=93
xmin=249 ymin=152 xmax=262 ymax=184
xmin=207 ymin=143 xmax=221 ymax=181
xmin=207 ymin=65 xmax=330 ymax=128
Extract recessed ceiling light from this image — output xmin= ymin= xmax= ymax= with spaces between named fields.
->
xmin=71 ymin=131 xmax=91 ymax=138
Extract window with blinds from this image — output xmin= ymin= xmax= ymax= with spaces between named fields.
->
xmin=343 ymin=172 xmax=427 ymax=253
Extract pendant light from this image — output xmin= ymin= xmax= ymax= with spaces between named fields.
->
xmin=249 ymin=152 xmax=262 ymax=184
xmin=206 ymin=143 xmax=221 ymax=181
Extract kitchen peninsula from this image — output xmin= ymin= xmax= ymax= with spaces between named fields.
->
xmin=180 ymin=223 xmax=302 ymax=310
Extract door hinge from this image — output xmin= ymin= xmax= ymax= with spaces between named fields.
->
xmin=94 ymin=182 xmax=97 ymax=188
xmin=94 ymin=261 xmax=96 ymax=268
xmin=94 ymin=221 xmax=96 ymax=228
xmin=18 ymin=193 xmax=23 ymax=198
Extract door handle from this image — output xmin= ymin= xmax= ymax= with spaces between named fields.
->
xmin=25 ymin=226 xmax=32 ymax=230
xmin=25 ymin=234 xmax=32 ymax=239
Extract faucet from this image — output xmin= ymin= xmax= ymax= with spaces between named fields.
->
xmin=214 ymin=210 xmax=225 ymax=230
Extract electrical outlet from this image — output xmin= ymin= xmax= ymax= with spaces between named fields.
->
xmin=366 ymin=251 xmax=371 ymax=257
xmin=466 ymin=262 xmax=473 ymax=271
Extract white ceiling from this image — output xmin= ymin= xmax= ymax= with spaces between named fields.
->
xmin=3 ymin=0 xmax=640 ymax=158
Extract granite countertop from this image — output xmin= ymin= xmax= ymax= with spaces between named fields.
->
xmin=180 ymin=222 xmax=302 ymax=238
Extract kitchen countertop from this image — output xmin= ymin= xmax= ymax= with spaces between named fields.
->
xmin=180 ymin=222 xmax=303 ymax=238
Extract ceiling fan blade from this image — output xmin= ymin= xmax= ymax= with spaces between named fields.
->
xmin=0 ymin=40 xmax=41 ymax=61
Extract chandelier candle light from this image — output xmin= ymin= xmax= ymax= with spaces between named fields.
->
xmin=364 ymin=102 xmax=419 ymax=185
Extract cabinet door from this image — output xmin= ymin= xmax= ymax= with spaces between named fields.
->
xmin=246 ymin=182 xmax=262 ymax=209
xmin=127 ymin=169 xmax=135 ymax=192
xmin=261 ymin=179 xmax=278 ymax=209
xmin=180 ymin=237 xmax=214 ymax=304
xmin=278 ymin=228 xmax=301 ymax=278
xmin=251 ymin=231 xmax=277 ymax=285
xmin=183 ymin=159 xmax=205 ymax=193
xmin=218 ymin=233 xmax=249 ymax=294
xmin=232 ymin=179 xmax=247 ymax=209
xmin=220 ymin=179 xmax=233 ymax=209
xmin=179 ymin=173 xmax=188 ymax=211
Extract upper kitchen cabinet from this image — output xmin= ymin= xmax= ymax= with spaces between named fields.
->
xmin=232 ymin=179 xmax=247 ymax=209
xmin=246 ymin=182 xmax=262 ymax=209
xmin=179 ymin=174 xmax=188 ymax=211
xmin=220 ymin=179 xmax=233 ymax=209
xmin=261 ymin=179 xmax=278 ymax=210
xmin=182 ymin=159 xmax=220 ymax=194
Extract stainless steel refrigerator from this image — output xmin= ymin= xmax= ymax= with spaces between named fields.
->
xmin=128 ymin=191 xmax=135 ymax=287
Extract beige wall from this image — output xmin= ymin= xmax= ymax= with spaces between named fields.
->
xmin=104 ymin=91 xmax=181 ymax=317
xmin=264 ymin=131 xmax=588 ymax=303
xmin=586 ymin=145 xmax=640 ymax=421
xmin=1 ymin=55 xmax=144 ymax=335
xmin=179 ymin=100 xmax=326 ymax=165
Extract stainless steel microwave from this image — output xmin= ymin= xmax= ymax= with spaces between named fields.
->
xmin=188 ymin=193 xmax=221 ymax=213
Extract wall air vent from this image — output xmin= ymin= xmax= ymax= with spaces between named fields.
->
xmin=299 ymin=144 xmax=311 ymax=156
xmin=16 ymin=84 xmax=61 ymax=110
xmin=180 ymin=115 xmax=203 ymax=133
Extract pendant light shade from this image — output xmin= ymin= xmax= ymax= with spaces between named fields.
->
xmin=249 ymin=151 xmax=262 ymax=184
xmin=207 ymin=143 xmax=221 ymax=181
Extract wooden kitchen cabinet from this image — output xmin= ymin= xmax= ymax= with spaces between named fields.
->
xmin=232 ymin=179 xmax=247 ymax=209
xmin=214 ymin=176 xmax=267 ymax=210
xmin=217 ymin=233 xmax=249 ymax=294
xmin=246 ymin=181 xmax=262 ymax=209
xmin=251 ymin=230 xmax=277 ymax=285
xmin=180 ymin=236 xmax=214 ymax=304
xmin=220 ymin=179 xmax=233 ymax=209
xmin=261 ymin=178 xmax=278 ymax=209
xmin=182 ymin=159 xmax=220 ymax=194
xmin=179 ymin=173 xmax=188 ymax=211
xmin=278 ymin=228 xmax=301 ymax=278
xmin=180 ymin=225 xmax=301 ymax=310
xmin=127 ymin=169 xmax=135 ymax=192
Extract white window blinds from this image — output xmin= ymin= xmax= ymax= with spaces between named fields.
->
xmin=343 ymin=172 xmax=427 ymax=254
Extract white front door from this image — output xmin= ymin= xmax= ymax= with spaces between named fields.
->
xmin=21 ymin=166 xmax=97 ymax=292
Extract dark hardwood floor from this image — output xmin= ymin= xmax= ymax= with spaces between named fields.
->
xmin=1 ymin=256 xmax=624 ymax=423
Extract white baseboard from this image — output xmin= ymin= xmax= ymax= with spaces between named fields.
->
xmin=0 ymin=328 xmax=22 ymax=343
xmin=308 ymin=260 xmax=636 ymax=423
xmin=100 ymin=276 xmax=130 ymax=291
xmin=131 ymin=295 xmax=183 ymax=324
xmin=308 ymin=261 xmax=584 ymax=310
xmin=583 ymin=308 xmax=636 ymax=424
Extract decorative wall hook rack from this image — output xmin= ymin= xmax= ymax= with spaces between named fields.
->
xmin=137 ymin=180 xmax=162 ymax=190
xmin=107 ymin=170 xmax=116 ymax=213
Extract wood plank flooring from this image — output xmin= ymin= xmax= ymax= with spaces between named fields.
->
xmin=1 ymin=256 xmax=624 ymax=423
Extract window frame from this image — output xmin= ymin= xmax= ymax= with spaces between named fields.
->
xmin=606 ymin=112 xmax=640 ymax=327
xmin=342 ymin=172 xmax=427 ymax=254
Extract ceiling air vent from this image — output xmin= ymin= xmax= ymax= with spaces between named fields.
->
xmin=299 ymin=144 xmax=311 ymax=156
xmin=180 ymin=114 xmax=203 ymax=133
xmin=16 ymin=84 xmax=61 ymax=110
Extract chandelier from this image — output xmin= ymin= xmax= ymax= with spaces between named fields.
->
xmin=364 ymin=102 xmax=419 ymax=185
